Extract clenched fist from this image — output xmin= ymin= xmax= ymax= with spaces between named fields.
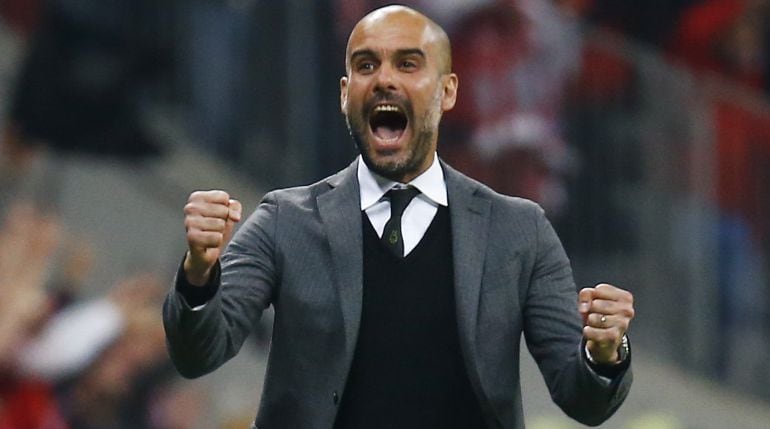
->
xmin=578 ymin=283 xmax=635 ymax=365
xmin=183 ymin=190 xmax=242 ymax=286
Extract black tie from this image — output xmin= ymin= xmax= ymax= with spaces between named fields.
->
xmin=381 ymin=187 xmax=421 ymax=258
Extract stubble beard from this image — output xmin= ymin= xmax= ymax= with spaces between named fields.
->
xmin=346 ymin=94 xmax=441 ymax=182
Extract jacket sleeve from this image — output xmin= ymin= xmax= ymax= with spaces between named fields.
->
xmin=522 ymin=205 xmax=632 ymax=426
xmin=163 ymin=193 xmax=278 ymax=379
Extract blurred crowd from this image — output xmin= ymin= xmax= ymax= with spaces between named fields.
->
xmin=0 ymin=2 xmax=209 ymax=428
xmin=0 ymin=197 xmax=212 ymax=429
xmin=2 ymin=0 xmax=770 ymax=426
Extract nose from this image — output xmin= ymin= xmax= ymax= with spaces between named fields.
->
xmin=373 ymin=63 xmax=397 ymax=93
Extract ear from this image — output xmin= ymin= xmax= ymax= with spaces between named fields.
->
xmin=340 ymin=76 xmax=349 ymax=115
xmin=441 ymin=73 xmax=458 ymax=112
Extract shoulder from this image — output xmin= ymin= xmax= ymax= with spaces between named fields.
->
xmin=258 ymin=161 xmax=356 ymax=212
xmin=443 ymin=160 xmax=543 ymax=218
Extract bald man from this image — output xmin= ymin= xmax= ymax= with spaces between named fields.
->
xmin=164 ymin=6 xmax=634 ymax=429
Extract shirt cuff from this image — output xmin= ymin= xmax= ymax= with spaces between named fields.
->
xmin=175 ymin=258 xmax=221 ymax=309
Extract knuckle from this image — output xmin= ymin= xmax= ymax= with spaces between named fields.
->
xmin=596 ymin=283 xmax=613 ymax=291
xmin=198 ymin=233 xmax=218 ymax=247
xmin=183 ymin=202 xmax=196 ymax=215
xmin=186 ymin=230 xmax=201 ymax=244
xmin=212 ymin=218 xmax=226 ymax=230
xmin=211 ymin=190 xmax=230 ymax=201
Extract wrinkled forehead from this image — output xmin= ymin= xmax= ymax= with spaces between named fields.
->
xmin=346 ymin=9 xmax=440 ymax=63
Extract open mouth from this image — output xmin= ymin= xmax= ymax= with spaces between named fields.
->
xmin=369 ymin=104 xmax=408 ymax=141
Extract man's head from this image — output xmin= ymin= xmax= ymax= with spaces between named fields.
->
xmin=340 ymin=5 xmax=458 ymax=183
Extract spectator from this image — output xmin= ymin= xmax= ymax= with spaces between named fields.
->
xmin=0 ymin=202 xmax=67 ymax=429
xmin=669 ymin=0 xmax=769 ymax=91
xmin=442 ymin=0 xmax=582 ymax=217
xmin=8 ymin=0 xmax=172 ymax=160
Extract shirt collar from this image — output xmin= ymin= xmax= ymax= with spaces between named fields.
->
xmin=357 ymin=153 xmax=448 ymax=211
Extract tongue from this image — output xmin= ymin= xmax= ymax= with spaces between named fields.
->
xmin=374 ymin=125 xmax=403 ymax=140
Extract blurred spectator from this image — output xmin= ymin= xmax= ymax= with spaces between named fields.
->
xmin=7 ymin=0 xmax=173 ymax=161
xmin=589 ymin=0 xmax=697 ymax=47
xmin=18 ymin=273 xmax=164 ymax=382
xmin=182 ymin=0 xmax=259 ymax=160
xmin=669 ymin=0 xmax=770 ymax=91
xmin=59 ymin=296 xmax=169 ymax=429
xmin=18 ymin=270 xmax=173 ymax=429
xmin=442 ymin=0 xmax=583 ymax=217
xmin=0 ymin=203 xmax=61 ymax=368
xmin=664 ymin=0 xmax=770 ymax=386
xmin=0 ymin=202 xmax=67 ymax=429
xmin=708 ymin=96 xmax=770 ymax=388
xmin=0 ymin=195 xmax=196 ymax=429
xmin=556 ymin=28 xmax=642 ymax=255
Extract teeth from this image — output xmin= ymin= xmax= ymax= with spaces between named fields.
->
xmin=373 ymin=105 xmax=401 ymax=113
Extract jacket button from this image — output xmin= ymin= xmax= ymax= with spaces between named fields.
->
xmin=332 ymin=391 xmax=339 ymax=405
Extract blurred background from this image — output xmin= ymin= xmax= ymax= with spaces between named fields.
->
xmin=1 ymin=0 xmax=769 ymax=428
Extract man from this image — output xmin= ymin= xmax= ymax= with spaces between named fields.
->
xmin=163 ymin=5 xmax=634 ymax=429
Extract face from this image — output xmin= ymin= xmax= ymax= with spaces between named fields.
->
xmin=340 ymin=7 xmax=458 ymax=183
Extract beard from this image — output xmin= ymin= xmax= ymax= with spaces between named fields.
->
xmin=345 ymin=94 xmax=438 ymax=182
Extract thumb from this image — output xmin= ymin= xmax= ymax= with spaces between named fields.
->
xmin=222 ymin=199 xmax=243 ymax=245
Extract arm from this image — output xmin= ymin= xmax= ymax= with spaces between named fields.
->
xmin=0 ymin=203 xmax=60 ymax=366
xmin=523 ymin=207 xmax=632 ymax=426
xmin=162 ymin=191 xmax=277 ymax=378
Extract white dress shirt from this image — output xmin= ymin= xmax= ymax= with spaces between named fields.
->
xmin=357 ymin=154 xmax=448 ymax=257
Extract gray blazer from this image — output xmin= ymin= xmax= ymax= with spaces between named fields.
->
xmin=163 ymin=159 xmax=632 ymax=429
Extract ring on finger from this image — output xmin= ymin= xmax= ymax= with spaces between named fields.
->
xmin=600 ymin=315 xmax=607 ymax=326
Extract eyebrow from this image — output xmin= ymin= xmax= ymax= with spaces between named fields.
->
xmin=395 ymin=48 xmax=426 ymax=59
xmin=350 ymin=49 xmax=377 ymax=64
xmin=349 ymin=48 xmax=426 ymax=63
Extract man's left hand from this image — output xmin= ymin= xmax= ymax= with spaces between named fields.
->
xmin=578 ymin=283 xmax=635 ymax=365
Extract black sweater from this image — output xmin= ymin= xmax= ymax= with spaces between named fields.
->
xmin=334 ymin=207 xmax=486 ymax=429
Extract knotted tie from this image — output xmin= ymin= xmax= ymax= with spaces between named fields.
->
xmin=381 ymin=187 xmax=421 ymax=258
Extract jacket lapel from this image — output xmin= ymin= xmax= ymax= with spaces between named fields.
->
xmin=316 ymin=159 xmax=492 ymax=384
xmin=443 ymin=162 xmax=491 ymax=391
xmin=317 ymin=160 xmax=363 ymax=359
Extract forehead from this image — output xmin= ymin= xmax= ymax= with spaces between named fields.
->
xmin=347 ymin=11 xmax=439 ymax=58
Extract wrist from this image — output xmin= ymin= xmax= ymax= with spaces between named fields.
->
xmin=183 ymin=252 xmax=213 ymax=287
xmin=586 ymin=334 xmax=629 ymax=366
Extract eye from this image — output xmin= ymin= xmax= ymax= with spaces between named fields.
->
xmin=398 ymin=57 xmax=423 ymax=72
xmin=356 ymin=61 xmax=376 ymax=73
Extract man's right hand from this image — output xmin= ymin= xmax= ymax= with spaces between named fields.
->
xmin=183 ymin=190 xmax=242 ymax=286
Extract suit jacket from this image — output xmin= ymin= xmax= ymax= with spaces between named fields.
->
xmin=163 ymin=158 xmax=632 ymax=429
